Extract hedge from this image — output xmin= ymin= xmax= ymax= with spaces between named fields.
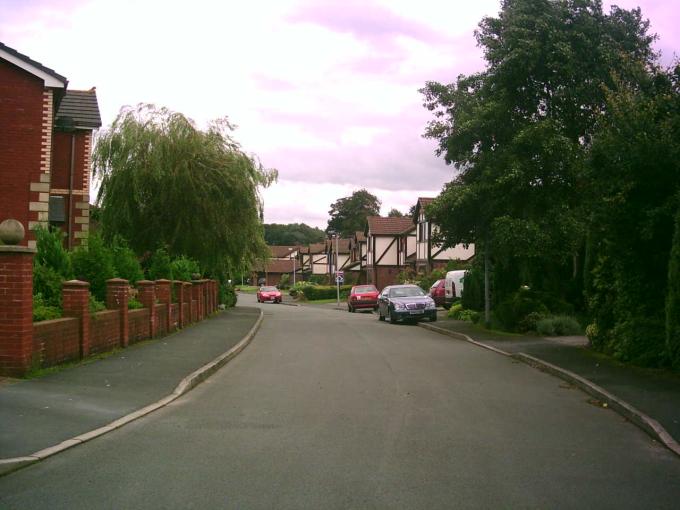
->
xmin=301 ymin=285 xmax=352 ymax=300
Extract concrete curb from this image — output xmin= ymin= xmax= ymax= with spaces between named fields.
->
xmin=0 ymin=309 xmax=264 ymax=477
xmin=418 ymin=322 xmax=680 ymax=459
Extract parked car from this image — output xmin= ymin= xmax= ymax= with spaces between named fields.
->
xmin=347 ymin=284 xmax=379 ymax=312
xmin=444 ymin=270 xmax=466 ymax=308
xmin=428 ymin=279 xmax=446 ymax=307
xmin=377 ymin=284 xmax=437 ymax=324
xmin=257 ymin=286 xmax=282 ymax=303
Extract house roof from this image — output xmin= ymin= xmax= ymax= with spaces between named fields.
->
xmin=328 ymin=238 xmax=351 ymax=254
xmin=366 ymin=216 xmax=415 ymax=236
xmin=309 ymin=243 xmax=326 ymax=254
xmin=0 ymin=41 xmax=68 ymax=88
xmin=413 ymin=197 xmax=435 ymax=221
xmin=254 ymin=259 xmax=297 ymax=273
xmin=56 ymin=89 xmax=102 ymax=129
xmin=269 ymin=245 xmax=299 ymax=258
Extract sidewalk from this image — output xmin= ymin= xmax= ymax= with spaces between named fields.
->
xmin=0 ymin=306 xmax=260 ymax=462
xmin=423 ymin=318 xmax=680 ymax=450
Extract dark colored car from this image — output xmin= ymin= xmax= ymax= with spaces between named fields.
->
xmin=377 ymin=284 xmax=437 ymax=324
xmin=257 ymin=286 xmax=282 ymax=303
xmin=428 ymin=279 xmax=446 ymax=307
xmin=347 ymin=284 xmax=379 ymax=312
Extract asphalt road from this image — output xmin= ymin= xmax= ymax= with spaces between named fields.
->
xmin=1 ymin=294 xmax=680 ymax=509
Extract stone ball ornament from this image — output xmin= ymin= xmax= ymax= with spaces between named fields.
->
xmin=0 ymin=219 xmax=26 ymax=245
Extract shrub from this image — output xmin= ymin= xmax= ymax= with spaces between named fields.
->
xmin=447 ymin=303 xmax=463 ymax=319
xmin=397 ymin=267 xmax=417 ymax=284
xmin=459 ymin=309 xmax=480 ymax=323
xmin=418 ymin=268 xmax=446 ymax=292
xmin=301 ymin=285 xmax=352 ymax=301
xmin=518 ymin=311 xmax=547 ymax=333
xmin=170 ymin=256 xmax=200 ymax=282
xmin=461 ymin=267 xmax=483 ymax=311
xmin=33 ymin=293 xmax=62 ymax=322
xmin=220 ymin=281 xmax=237 ymax=308
xmin=308 ymin=274 xmax=330 ymax=285
xmin=34 ymin=226 xmax=72 ymax=278
xmin=89 ymin=296 xmax=106 ymax=314
xmin=147 ymin=248 xmax=173 ymax=280
xmin=71 ymin=233 xmax=116 ymax=302
xmin=33 ymin=263 xmax=65 ymax=308
xmin=279 ymin=273 xmax=291 ymax=289
xmin=289 ymin=281 xmax=316 ymax=298
xmin=536 ymin=315 xmax=582 ymax=336
xmin=494 ymin=288 xmax=550 ymax=331
xmin=128 ymin=298 xmax=143 ymax=310
xmin=111 ymin=239 xmax=143 ymax=284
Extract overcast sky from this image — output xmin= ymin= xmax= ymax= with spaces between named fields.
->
xmin=1 ymin=0 xmax=677 ymax=228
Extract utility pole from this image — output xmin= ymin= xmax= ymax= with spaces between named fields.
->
xmin=484 ymin=237 xmax=491 ymax=327
xmin=335 ymin=234 xmax=340 ymax=308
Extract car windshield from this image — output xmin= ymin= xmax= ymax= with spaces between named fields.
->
xmin=261 ymin=286 xmax=278 ymax=292
xmin=354 ymin=285 xmax=377 ymax=293
xmin=389 ymin=286 xmax=425 ymax=298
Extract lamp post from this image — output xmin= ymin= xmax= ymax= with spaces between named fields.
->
xmin=334 ymin=234 xmax=340 ymax=308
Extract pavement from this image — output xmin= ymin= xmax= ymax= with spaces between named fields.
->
xmin=422 ymin=317 xmax=680 ymax=455
xmin=0 ymin=306 xmax=261 ymax=469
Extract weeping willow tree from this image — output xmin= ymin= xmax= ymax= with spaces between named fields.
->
xmin=92 ymin=104 xmax=276 ymax=277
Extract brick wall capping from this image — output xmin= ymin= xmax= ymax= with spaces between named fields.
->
xmin=106 ymin=278 xmax=129 ymax=284
xmin=181 ymin=281 xmax=192 ymax=287
xmin=136 ymin=280 xmax=155 ymax=287
xmin=63 ymin=279 xmax=89 ymax=287
xmin=154 ymin=279 xmax=172 ymax=284
xmin=0 ymin=245 xmax=36 ymax=254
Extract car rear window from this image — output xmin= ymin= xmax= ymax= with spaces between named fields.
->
xmin=389 ymin=286 xmax=425 ymax=298
xmin=261 ymin=286 xmax=277 ymax=291
xmin=354 ymin=285 xmax=377 ymax=293
xmin=430 ymin=279 xmax=442 ymax=289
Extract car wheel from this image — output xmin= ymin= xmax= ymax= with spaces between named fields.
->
xmin=389 ymin=311 xmax=397 ymax=324
xmin=378 ymin=309 xmax=385 ymax=321
xmin=348 ymin=305 xmax=354 ymax=313
xmin=430 ymin=314 xmax=437 ymax=322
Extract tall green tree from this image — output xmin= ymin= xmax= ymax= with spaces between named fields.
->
xmin=93 ymin=104 xmax=276 ymax=276
xmin=387 ymin=208 xmax=405 ymax=218
xmin=264 ymin=223 xmax=325 ymax=245
xmin=326 ymin=189 xmax=381 ymax=237
xmin=422 ymin=0 xmax=656 ymax=308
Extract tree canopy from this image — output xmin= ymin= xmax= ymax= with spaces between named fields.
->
xmin=326 ymin=189 xmax=381 ymax=237
xmin=93 ymin=104 xmax=276 ymax=276
xmin=387 ymin=208 xmax=405 ymax=218
xmin=264 ymin=223 xmax=325 ymax=245
xmin=420 ymin=0 xmax=680 ymax=367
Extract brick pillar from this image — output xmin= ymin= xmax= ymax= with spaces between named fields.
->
xmin=210 ymin=280 xmax=216 ymax=313
xmin=0 ymin=245 xmax=35 ymax=377
xmin=192 ymin=280 xmax=201 ymax=321
xmin=155 ymin=279 xmax=172 ymax=333
xmin=174 ymin=281 xmax=184 ymax=328
xmin=183 ymin=282 xmax=192 ymax=324
xmin=137 ymin=280 xmax=157 ymax=338
xmin=106 ymin=278 xmax=129 ymax=348
xmin=63 ymin=280 xmax=91 ymax=359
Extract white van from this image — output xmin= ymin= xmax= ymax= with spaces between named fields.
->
xmin=444 ymin=270 xmax=466 ymax=308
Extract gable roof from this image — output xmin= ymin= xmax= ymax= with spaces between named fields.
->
xmin=254 ymin=259 xmax=296 ymax=274
xmin=309 ymin=242 xmax=326 ymax=254
xmin=0 ymin=41 xmax=67 ymax=88
xmin=56 ymin=89 xmax=102 ymax=129
xmin=413 ymin=197 xmax=435 ymax=221
xmin=269 ymin=245 xmax=299 ymax=258
xmin=366 ymin=216 xmax=415 ymax=236
xmin=328 ymin=238 xmax=351 ymax=254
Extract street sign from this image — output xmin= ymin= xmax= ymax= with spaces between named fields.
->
xmin=335 ymin=271 xmax=344 ymax=284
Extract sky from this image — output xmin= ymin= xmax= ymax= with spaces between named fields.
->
xmin=1 ymin=0 xmax=678 ymax=229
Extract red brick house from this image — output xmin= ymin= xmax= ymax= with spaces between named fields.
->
xmin=0 ymin=42 xmax=101 ymax=249
xmin=253 ymin=259 xmax=297 ymax=286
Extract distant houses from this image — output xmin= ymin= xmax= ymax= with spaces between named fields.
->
xmin=256 ymin=196 xmax=474 ymax=289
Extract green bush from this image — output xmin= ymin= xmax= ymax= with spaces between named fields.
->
xmin=111 ymin=239 xmax=143 ymax=284
xmin=128 ymin=298 xmax=143 ymax=310
xmin=418 ymin=268 xmax=446 ymax=293
xmin=89 ymin=296 xmax=106 ymax=314
xmin=70 ymin=233 xmax=116 ymax=302
xmin=494 ymin=288 xmax=550 ymax=331
xmin=170 ymin=256 xmax=200 ymax=282
xmin=220 ymin=281 xmax=237 ymax=308
xmin=289 ymin=281 xmax=316 ymax=298
xmin=147 ymin=248 xmax=173 ymax=280
xmin=301 ymin=285 xmax=352 ymax=301
xmin=308 ymin=274 xmax=330 ymax=285
xmin=33 ymin=263 xmax=65 ymax=308
xmin=461 ymin=267 xmax=483 ymax=311
xmin=536 ymin=315 xmax=582 ymax=336
xmin=447 ymin=302 xmax=464 ymax=319
xmin=278 ymin=273 xmax=291 ymax=289
xmin=33 ymin=293 xmax=62 ymax=322
xmin=517 ymin=311 xmax=547 ymax=333
xmin=459 ymin=309 xmax=480 ymax=323
xmin=397 ymin=267 xmax=417 ymax=284
xmin=34 ymin=226 xmax=72 ymax=278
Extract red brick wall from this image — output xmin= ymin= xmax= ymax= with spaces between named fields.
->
xmin=170 ymin=303 xmax=179 ymax=330
xmin=128 ymin=309 xmax=150 ymax=343
xmin=90 ymin=310 xmax=120 ymax=354
xmin=0 ymin=60 xmax=45 ymax=243
xmin=32 ymin=317 xmax=80 ymax=367
xmin=372 ymin=266 xmax=402 ymax=290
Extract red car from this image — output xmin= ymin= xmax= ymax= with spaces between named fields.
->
xmin=347 ymin=284 xmax=379 ymax=312
xmin=428 ymin=279 xmax=446 ymax=307
xmin=257 ymin=286 xmax=282 ymax=303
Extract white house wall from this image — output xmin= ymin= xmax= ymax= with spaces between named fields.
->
xmin=375 ymin=236 xmax=398 ymax=266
